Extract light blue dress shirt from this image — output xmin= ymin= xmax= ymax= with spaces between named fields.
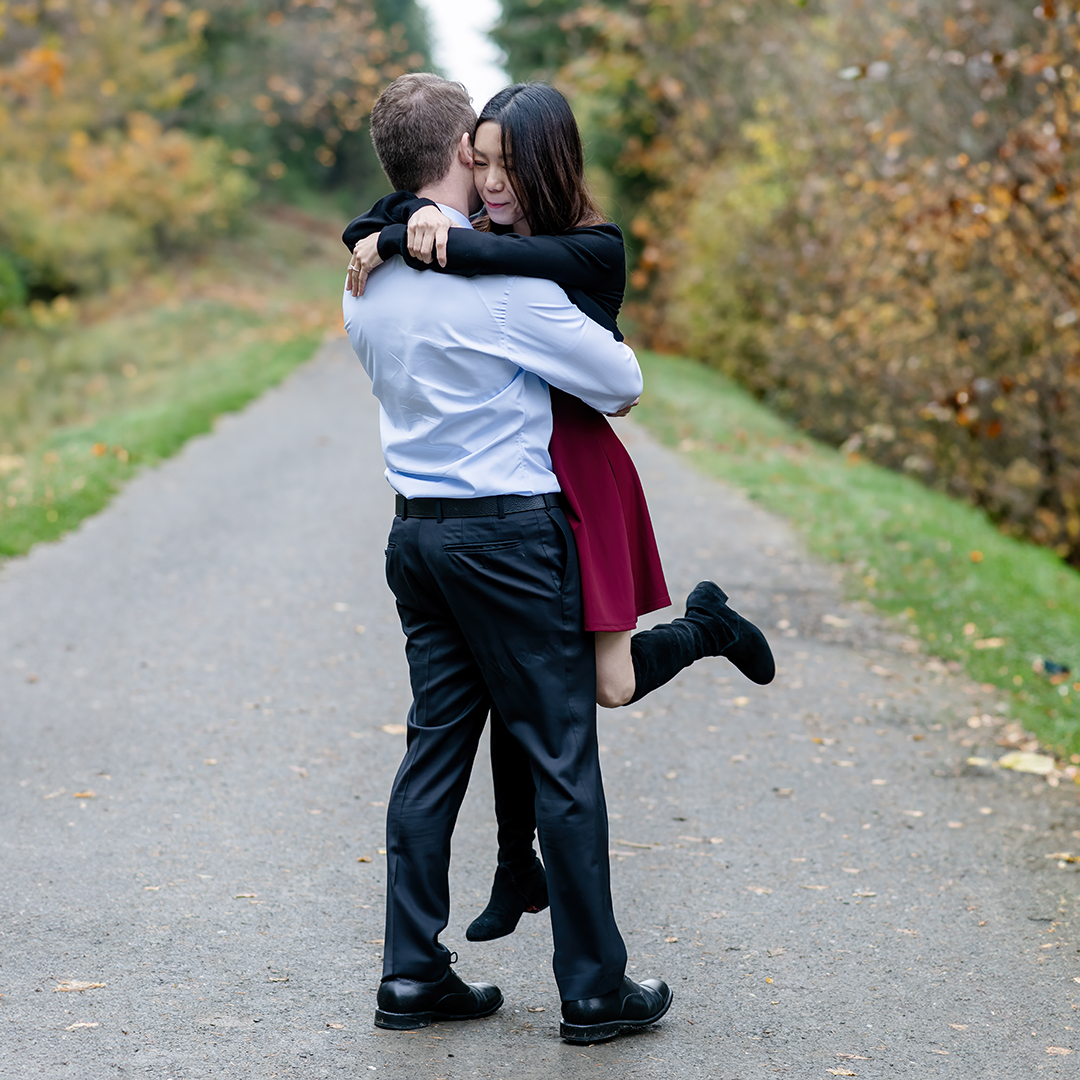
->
xmin=343 ymin=205 xmax=643 ymax=500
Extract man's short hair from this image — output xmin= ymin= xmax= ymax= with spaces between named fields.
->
xmin=370 ymin=73 xmax=477 ymax=192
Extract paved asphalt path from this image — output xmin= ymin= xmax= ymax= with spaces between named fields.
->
xmin=3 ymin=337 xmax=1080 ymax=1079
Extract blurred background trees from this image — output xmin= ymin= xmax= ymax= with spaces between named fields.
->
xmin=503 ymin=0 xmax=1080 ymax=566
xmin=0 ymin=0 xmax=431 ymax=304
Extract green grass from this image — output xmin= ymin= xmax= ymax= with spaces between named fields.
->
xmin=0 ymin=205 xmax=346 ymax=558
xmin=635 ymin=351 xmax=1080 ymax=758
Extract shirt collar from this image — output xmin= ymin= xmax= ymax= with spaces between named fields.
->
xmin=436 ymin=203 xmax=474 ymax=230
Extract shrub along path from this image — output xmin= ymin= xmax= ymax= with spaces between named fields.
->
xmin=1 ymin=339 xmax=1078 ymax=1077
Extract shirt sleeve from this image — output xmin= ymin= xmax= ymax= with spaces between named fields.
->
xmin=500 ymin=277 xmax=642 ymax=415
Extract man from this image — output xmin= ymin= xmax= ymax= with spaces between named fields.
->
xmin=342 ymin=72 xmax=671 ymax=1044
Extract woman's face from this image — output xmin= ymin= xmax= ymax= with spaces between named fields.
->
xmin=472 ymin=121 xmax=529 ymax=234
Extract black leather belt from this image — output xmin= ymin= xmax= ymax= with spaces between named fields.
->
xmin=395 ymin=492 xmax=561 ymax=520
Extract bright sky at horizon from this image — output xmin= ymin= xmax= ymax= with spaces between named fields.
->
xmin=418 ymin=0 xmax=509 ymax=111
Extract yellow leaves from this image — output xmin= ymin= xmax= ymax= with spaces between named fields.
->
xmin=0 ymin=46 xmax=67 ymax=97
xmin=998 ymin=751 xmax=1056 ymax=775
xmin=55 ymin=980 xmax=105 ymax=992
xmin=380 ymin=724 xmax=407 ymax=735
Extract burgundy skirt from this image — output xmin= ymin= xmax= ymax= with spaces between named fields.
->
xmin=548 ymin=388 xmax=670 ymax=632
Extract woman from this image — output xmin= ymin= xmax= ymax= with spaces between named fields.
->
xmin=344 ymin=83 xmax=774 ymax=939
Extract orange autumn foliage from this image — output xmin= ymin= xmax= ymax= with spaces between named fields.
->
xmin=551 ymin=0 xmax=1080 ymax=565
xmin=0 ymin=0 xmax=251 ymax=300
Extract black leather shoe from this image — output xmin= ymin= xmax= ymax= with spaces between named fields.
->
xmin=375 ymin=966 xmax=503 ymax=1030
xmin=466 ymin=859 xmax=549 ymax=942
xmin=560 ymin=976 xmax=672 ymax=1043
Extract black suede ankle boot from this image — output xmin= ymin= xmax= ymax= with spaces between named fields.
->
xmin=628 ymin=581 xmax=774 ymax=703
xmin=465 ymin=858 xmax=548 ymax=942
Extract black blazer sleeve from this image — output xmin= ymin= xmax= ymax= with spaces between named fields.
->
xmin=377 ymin=221 xmax=628 ymax=340
xmin=341 ymin=192 xmax=437 ymax=250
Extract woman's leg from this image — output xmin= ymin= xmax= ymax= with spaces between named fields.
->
xmin=627 ymin=582 xmax=774 ymax=704
xmin=595 ymin=631 xmax=635 ymax=709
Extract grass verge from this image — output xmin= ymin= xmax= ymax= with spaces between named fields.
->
xmin=635 ymin=351 xmax=1080 ymax=758
xmin=1 ymin=205 xmax=346 ymax=559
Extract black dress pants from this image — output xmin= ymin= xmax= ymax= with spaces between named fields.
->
xmin=381 ymin=504 xmax=627 ymax=1001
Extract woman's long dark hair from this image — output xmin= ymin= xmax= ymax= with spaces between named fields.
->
xmin=474 ymin=83 xmax=605 ymax=235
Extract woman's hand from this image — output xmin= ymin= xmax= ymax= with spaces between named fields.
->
xmin=407 ymin=205 xmax=454 ymax=267
xmin=606 ymin=397 xmax=640 ymax=418
xmin=347 ymin=233 xmax=384 ymax=297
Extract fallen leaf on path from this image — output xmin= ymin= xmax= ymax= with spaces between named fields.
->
xmin=355 ymin=625 xmax=365 ymax=634
xmin=822 ymin=614 xmax=851 ymax=628
xmin=746 ymin=886 xmax=772 ymax=895
xmin=380 ymin=724 xmax=407 ymax=736
xmin=289 ymin=765 xmax=308 ymax=778
xmin=948 ymin=821 xmax=965 ymax=829
xmin=1045 ymin=852 xmax=1080 ymax=864
xmin=834 ymin=760 xmax=856 ymax=768
xmin=377 ymin=848 xmax=387 ymax=855
xmin=871 ymin=779 xmax=887 ymax=785
xmin=326 ymin=1022 xmax=345 ymax=1029
xmin=853 ymin=891 xmax=877 ymax=897
xmin=841 ymin=867 xmax=861 ymax=874
xmin=665 ymin=936 xmax=679 ymax=942
xmin=526 ymin=1006 xmax=545 ymax=1012
xmin=143 ymin=885 xmax=161 ymax=891
xmin=732 ymin=697 xmax=750 ymax=706
xmin=827 ymin=1070 xmax=857 ymax=1076
xmin=65 ymin=1021 xmax=99 ymax=1030
xmin=1046 ymin=1047 xmax=1073 ymax=1055
xmin=929 ymin=1049 xmax=949 ymax=1054
xmin=767 ymin=947 xmax=786 ymax=957
xmin=729 ymin=754 xmax=747 ymax=763
xmin=902 ymin=810 xmax=924 ymax=818
xmin=870 ymin=665 xmax=893 ymax=677
xmin=973 ymin=638 xmax=1005 ymax=650
xmin=678 ymin=835 xmax=704 ymax=843
xmin=365 ymin=938 xmax=384 ymax=945
xmin=55 ymin=981 xmax=105 ymax=992
xmin=800 ymin=884 xmax=828 ymax=890
xmin=999 ymin=751 xmax=1055 ymax=775
xmin=332 ymin=603 xmax=349 ymax=612
xmin=966 ymin=757 xmax=992 ymax=767
xmin=357 ymin=856 xmax=372 ymax=863
xmin=614 ymin=839 xmax=654 ymax=849
xmin=950 ymin=1024 xmax=968 ymax=1030
xmin=72 ymin=791 xmax=95 ymax=799
xmin=234 ymin=893 xmax=257 ymax=899
xmin=896 ymin=928 xmax=918 ymax=935
xmin=836 ymin=1054 xmax=868 ymax=1060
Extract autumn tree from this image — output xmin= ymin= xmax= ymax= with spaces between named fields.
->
xmin=504 ymin=0 xmax=1080 ymax=564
